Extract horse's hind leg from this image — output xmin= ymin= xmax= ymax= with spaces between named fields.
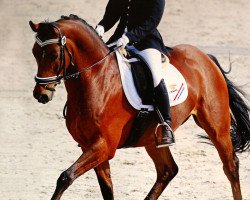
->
xmin=195 ymin=106 xmax=242 ymax=199
xmin=144 ymin=145 xmax=178 ymax=200
xmin=94 ymin=161 xmax=114 ymax=200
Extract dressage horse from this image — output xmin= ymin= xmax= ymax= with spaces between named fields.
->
xmin=30 ymin=15 xmax=250 ymax=200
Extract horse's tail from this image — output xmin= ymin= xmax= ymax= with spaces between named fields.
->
xmin=208 ymin=54 xmax=250 ymax=152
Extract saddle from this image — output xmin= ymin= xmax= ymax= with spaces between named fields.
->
xmin=115 ymin=48 xmax=188 ymax=147
xmin=116 ymin=49 xmax=188 ymax=111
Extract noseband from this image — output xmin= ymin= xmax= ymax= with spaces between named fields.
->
xmin=34 ymin=22 xmax=118 ymax=87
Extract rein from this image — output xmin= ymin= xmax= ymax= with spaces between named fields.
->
xmin=34 ymin=22 xmax=118 ymax=86
xmin=64 ymin=47 xmax=118 ymax=80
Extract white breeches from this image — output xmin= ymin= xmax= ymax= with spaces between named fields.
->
xmin=127 ymin=46 xmax=164 ymax=87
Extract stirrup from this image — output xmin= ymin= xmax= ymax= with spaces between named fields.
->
xmin=154 ymin=122 xmax=175 ymax=148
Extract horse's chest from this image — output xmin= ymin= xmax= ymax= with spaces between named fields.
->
xmin=65 ymin=115 xmax=81 ymax=143
xmin=65 ymin=112 xmax=97 ymax=146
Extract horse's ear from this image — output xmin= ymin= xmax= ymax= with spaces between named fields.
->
xmin=29 ymin=21 xmax=39 ymax=32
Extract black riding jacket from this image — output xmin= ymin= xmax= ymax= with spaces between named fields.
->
xmin=98 ymin=0 xmax=166 ymax=52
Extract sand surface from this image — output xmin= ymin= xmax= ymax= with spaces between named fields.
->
xmin=0 ymin=0 xmax=249 ymax=199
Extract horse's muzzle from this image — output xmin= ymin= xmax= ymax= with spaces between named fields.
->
xmin=33 ymin=85 xmax=54 ymax=104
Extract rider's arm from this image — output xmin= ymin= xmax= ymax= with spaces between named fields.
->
xmin=98 ymin=0 xmax=121 ymax=32
xmin=126 ymin=0 xmax=165 ymax=43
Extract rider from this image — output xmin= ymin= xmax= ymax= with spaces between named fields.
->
xmin=95 ymin=0 xmax=175 ymax=147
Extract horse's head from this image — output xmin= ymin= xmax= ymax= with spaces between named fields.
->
xmin=30 ymin=20 xmax=73 ymax=104
xmin=30 ymin=15 xmax=111 ymax=104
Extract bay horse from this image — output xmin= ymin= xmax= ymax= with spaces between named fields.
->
xmin=30 ymin=15 xmax=250 ymax=200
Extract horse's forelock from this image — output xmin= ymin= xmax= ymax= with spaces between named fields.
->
xmin=37 ymin=22 xmax=56 ymax=41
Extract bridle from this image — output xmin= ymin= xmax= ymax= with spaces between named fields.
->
xmin=35 ymin=22 xmax=73 ymax=86
xmin=34 ymin=22 xmax=118 ymax=88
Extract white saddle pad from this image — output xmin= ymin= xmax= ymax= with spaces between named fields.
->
xmin=116 ymin=51 xmax=188 ymax=111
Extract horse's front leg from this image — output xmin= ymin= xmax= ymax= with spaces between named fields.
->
xmin=94 ymin=161 xmax=114 ymax=200
xmin=51 ymin=137 xmax=110 ymax=200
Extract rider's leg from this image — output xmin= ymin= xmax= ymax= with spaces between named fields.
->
xmin=137 ymin=48 xmax=175 ymax=147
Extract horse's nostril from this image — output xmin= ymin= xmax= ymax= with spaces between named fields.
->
xmin=38 ymin=94 xmax=49 ymax=104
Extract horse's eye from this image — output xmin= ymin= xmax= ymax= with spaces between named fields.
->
xmin=49 ymin=52 xmax=59 ymax=61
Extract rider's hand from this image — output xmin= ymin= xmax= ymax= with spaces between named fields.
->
xmin=95 ymin=25 xmax=105 ymax=37
xmin=116 ymin=34 xmax=129 ymax=48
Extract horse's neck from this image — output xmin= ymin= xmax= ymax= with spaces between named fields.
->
xmin=64 ymin=31 xmax=121 ymax=119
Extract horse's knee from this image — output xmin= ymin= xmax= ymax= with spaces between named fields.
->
xmin=56 ymin=171 xmax=73 ymax=189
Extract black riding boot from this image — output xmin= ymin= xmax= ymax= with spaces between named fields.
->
xmin=154 ymin=79 xmax=175 ymax=147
